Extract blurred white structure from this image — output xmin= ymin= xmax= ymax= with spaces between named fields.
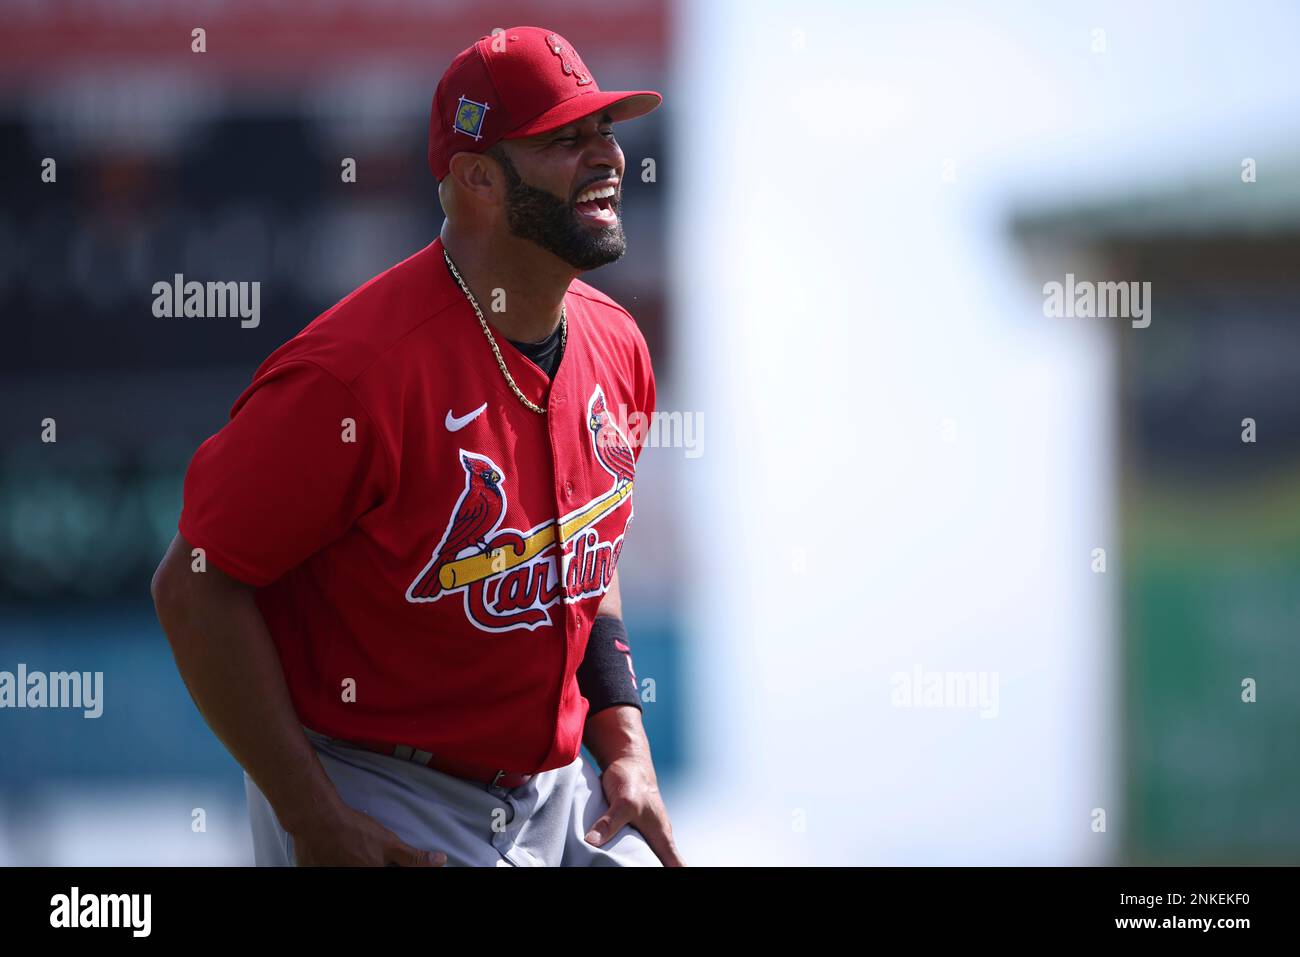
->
xmin=666 ymin=0 xmax=1300 ymax=864
xmin=0 ymin=789 xmax=250 ymax=866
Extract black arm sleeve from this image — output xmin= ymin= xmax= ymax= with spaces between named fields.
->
xmin=576 ymin=615 xmax=643 ymax=716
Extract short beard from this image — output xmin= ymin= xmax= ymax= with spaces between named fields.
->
xmin=488 ymin=145 xmax=627 ymax=271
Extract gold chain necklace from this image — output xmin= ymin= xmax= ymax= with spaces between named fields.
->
xmin=443 ymin=248 xmax=566 ymax=415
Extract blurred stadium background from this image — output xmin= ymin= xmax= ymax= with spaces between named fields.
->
xmin=1 ymin=0 xmax=1298 ymax=865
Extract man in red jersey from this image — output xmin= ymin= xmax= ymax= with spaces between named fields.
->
xmin=151 ymin=26 xmax=683 ymax=867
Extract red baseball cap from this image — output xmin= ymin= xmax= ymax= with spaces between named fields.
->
xmin=428 ymin=26 xmax=662 ymax=181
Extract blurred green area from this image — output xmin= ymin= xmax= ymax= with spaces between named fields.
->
xmin=1125 ymin=479 xmax=1300 ymax=863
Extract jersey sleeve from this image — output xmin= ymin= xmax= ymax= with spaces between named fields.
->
xmin=178 ymin=359 xmax=391 ymax=587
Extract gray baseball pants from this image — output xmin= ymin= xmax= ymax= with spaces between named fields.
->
xmin=244 ymin=726 xmax=662 ymax=867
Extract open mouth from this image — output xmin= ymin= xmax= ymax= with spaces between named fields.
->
xmin=574 ymin=182 xmax=618 ymax=226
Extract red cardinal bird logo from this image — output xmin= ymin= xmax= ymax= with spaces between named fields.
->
xmin=588 ymin=386 xmax=636 ymax=487
xmin=406 ymin=451 xmax=507 ymax=600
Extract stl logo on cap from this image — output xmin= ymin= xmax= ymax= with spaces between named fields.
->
xmin=545 ymin=32 xmax=593 ymax=86
xmin=453 ymin=95 xmax=490 ymax=141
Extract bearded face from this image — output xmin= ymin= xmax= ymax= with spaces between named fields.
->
xmin=488 ymin=142 xmax=628 ymax=271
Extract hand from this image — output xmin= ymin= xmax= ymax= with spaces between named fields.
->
xmin=585 ymin=753 xmax=685 ymax=866
xmin=289 ymin=801 xmax=447 ymax=867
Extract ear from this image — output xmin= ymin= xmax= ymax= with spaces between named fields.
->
xmin=447 ymin=150 xmax=506 ymax=205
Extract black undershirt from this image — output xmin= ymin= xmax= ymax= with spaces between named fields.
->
xmin=507 ymin=321 xmax=565 ymax=380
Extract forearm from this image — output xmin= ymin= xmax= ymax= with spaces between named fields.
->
xmin=583 ymin=703 xmax=652 ymax=771
xmin=151 ymin=535 xmax=343 ymax=833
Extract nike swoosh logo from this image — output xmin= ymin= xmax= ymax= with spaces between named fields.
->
xmin=445 ymin=402 xmax=488 ymax=432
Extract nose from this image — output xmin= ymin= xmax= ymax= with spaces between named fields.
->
xmin=587 ymin=135 xmax=624 ymax=178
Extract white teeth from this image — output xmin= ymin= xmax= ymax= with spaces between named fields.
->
xmin=576 ymin=184 xmax=617 ymax=204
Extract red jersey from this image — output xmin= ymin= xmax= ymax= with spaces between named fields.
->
xmin=178 ymin=237 xmax=655 ymax=773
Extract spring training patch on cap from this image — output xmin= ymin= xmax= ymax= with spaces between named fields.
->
xmin=453 ymin=96 xmax=490 ymax=141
